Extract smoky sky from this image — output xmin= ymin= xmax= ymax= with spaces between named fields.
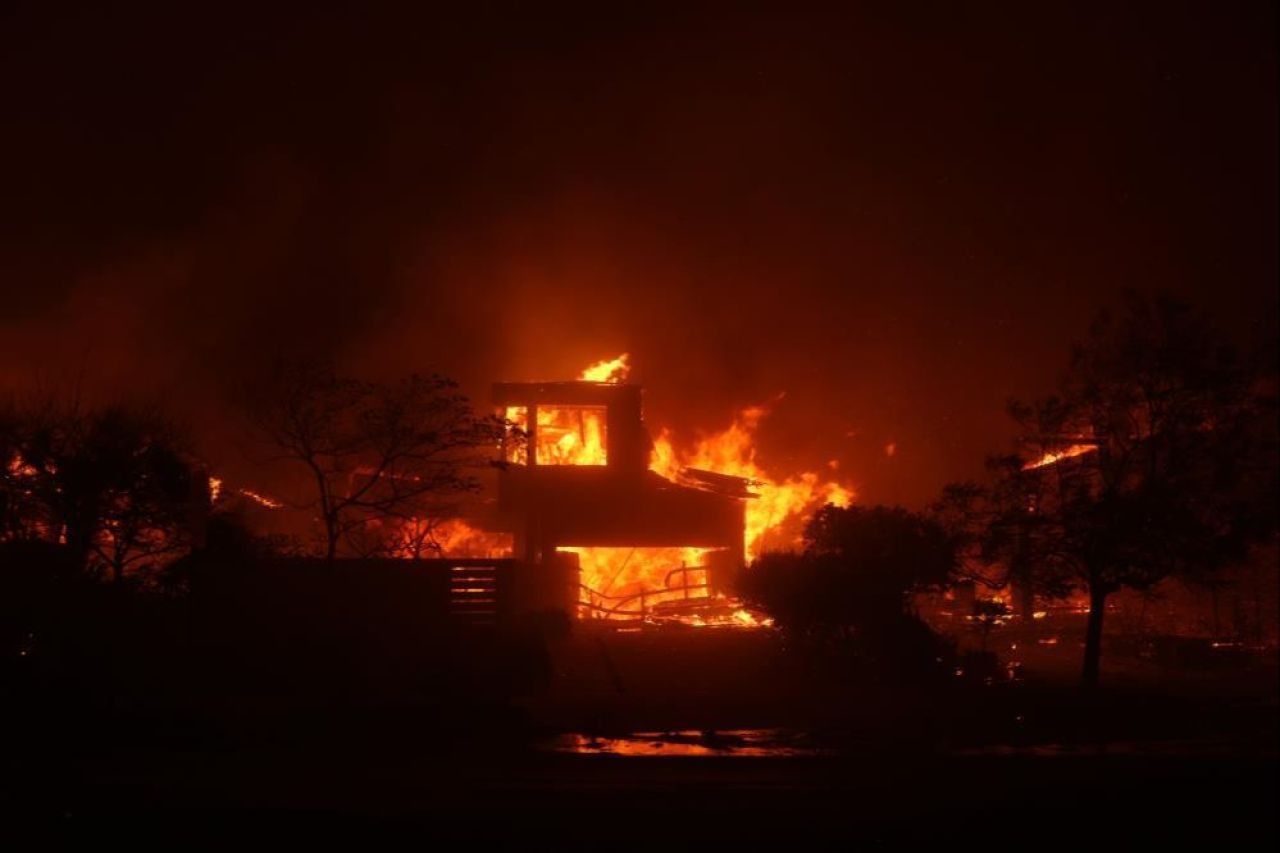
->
xmin=1 ymin=2 xmax=1275 ymax=506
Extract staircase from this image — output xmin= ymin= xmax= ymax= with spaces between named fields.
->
xmin=448 ymin=564 xmax=499 ymax=624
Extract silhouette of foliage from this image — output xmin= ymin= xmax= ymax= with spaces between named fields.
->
xmin=1 ymin=397 xmax=197 ymax=582
xmin=739 ymin=504 xmax=958 ymax=677
xmin=937 ymin=293 xmax=1278 ymax=685
xmin=245 ymin=359 xmax=505 ymax=560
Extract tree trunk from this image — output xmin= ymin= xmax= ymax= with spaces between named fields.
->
xmin=1082 ymin=584 xmax=1108 ymax=688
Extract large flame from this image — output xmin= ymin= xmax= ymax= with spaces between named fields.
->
xmin=504 ymin=405 xmax=608 ymax=466
xmin=376 ymin=354 xmax=855 ymax=624
xmin=375 ymin=517 xmax=514 ymax=559
xmin=650 ymin=406 xmax=854 ymax=560
xmin=499 ymin=353 xmax=629 ymax=466
xmin=565 ymin=546 xmax=711 ymax=618
xmin=553 ymin=357 xmax=856 ymax=620
xmin=579 ymin=353 xmax=631 ymax=383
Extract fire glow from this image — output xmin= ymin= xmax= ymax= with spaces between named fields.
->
xmin=535 ymin=354 xmax=854 ymax=619
xmin=212 ymin=354 xmax=857 ymax=623
xmin=580 ymin=354 xmax=854 ymax=560
xmin=504 ymin=405 xmax=609 ymax=466
xmin=649 ymin=406 xmax=854 ymax=561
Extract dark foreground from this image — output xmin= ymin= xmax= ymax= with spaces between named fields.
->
xmin=4 ymin=624 xmax=1277 ymax=845
xmin=15 ymin=746 xmax=1277 ymax=845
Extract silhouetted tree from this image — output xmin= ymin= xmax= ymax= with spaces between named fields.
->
xmin=740 ymin=505 xmax=957 ymax=675
xmin=1 ymin=400 xmax=25 ymax=540
xmin=939 ymin=293 xmax=1277 ymax=686
xmin=3 ymin=398 xmax=197 ymax=581
xmin=247 ymin=359 xmax=504 ymax=560
xmin=2 ymin=397 xmax=62 ymax=543
xmin=933 ymin=459 xmax=1075 ymax=617
xmin=383 ymin=516 xmax=450 ymax=560
xmin=805 ymin=503 xmax=956 ymax=609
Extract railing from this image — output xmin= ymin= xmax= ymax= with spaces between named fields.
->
xmin=577 ymin=564 xmax=709 ymax=621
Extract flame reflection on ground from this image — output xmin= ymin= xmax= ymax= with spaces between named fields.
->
xmin=543 ymin=729 xmax=830 ymax=757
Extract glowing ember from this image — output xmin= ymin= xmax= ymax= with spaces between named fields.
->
xmin=1023 ymin=443 xmax=1097 ymax=470
xmin=730 ymin=607 xmax=774 ymax=628
xmin=7 ymin=452 xmax=39 ymax=477
xmin=205 ymin=476 xmax=284 ymax=509
xmin=236 ymin=487 xmax=283 ymax=509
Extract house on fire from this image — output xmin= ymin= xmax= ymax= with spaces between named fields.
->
xmin=194 ymin=374 xmax=757 ymax=627
xmin=489 ymin=377 xmax=754 ymax=621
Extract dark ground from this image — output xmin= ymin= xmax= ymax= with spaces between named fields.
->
xmin=5 ymin=619 xmax=1277 ymax=846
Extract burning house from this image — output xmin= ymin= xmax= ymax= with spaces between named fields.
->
xmin=492 ymin=373 xmax=753 ymax=622
xmin=427 ymin=353 xmax=854 ymax=625
xmin=193 ymin=354 xmax=854 ymax=627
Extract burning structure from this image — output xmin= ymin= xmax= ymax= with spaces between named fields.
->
xmin=424 ymin=353 xmax=854 ymax=624
xmin=492 ymin=371 xmax=752 ymax=621
xmin=192 ymin=354 xmax=854 ymax=626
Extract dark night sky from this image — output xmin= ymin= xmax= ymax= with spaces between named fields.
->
xmin=1 ymin=2 xmax=1275 ymax=506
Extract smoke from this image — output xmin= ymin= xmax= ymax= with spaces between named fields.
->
xmin=1 ymin=3 xmax=1274 ymax=506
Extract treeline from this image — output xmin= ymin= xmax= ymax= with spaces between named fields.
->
xmin=1 ymin=399 xmax=201 ymax=584
xmin=739 ymin=293 xmax=1278 ymax=686
xmin=1 ymin=291 xmax=1276 ymax=705
xmin=1 ymin=358 xmax=509 ymax=578
xmin=0 ymin=375 xmax=541 ymax=766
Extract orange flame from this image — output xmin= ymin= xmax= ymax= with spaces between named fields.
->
xmin=560 ymin=364 xmax=856 ymax=620
xmin=409 ymin=517 xmax=513 ymax=558
xmin=204 ymin=475 xmax=284 ymax=509
xmin=6 ymin=452 xmax=39 ymax=478
xmin=454 ymin=355 xmax=856 ymax=625
xmin=505 ymin=405 xmax=609 ymax=466
xmin=579 ymin=353 xmax=630 ymax=383
xmin=1023 ymin=443 xmax=1096 ymax=470
xmin=565 ymin=546 xmax=710 ymax=618
xmin=237 ymin=487 xmax=283 ymax=509
xmin=650 ymin=406 xmax=854 ymax=560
